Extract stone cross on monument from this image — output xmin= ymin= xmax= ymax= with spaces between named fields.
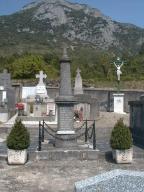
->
xmin=36 ymin=71 xmax=47 ymax=85
xmin=35 ymin=71 xmax=48 ymax=98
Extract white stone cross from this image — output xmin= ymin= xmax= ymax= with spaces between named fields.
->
xmin=36 ymin=71 xmax=47 ymax=85
xmin=76 ymin=68 xmax=81 ymax=74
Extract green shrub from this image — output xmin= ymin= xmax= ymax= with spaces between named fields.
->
xmin=110 ymin=118 xmax=132 ymax=150
xmin=7 ymin=120 xmax=30 ymax=150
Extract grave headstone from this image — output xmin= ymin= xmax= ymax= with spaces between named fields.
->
xmin=74 ymin=68 xmax=83 ymax=95
xmin=35 ymin=71 xmax=48 ymax=98
xmin=0 ymin=69 xmax=15 ymax=122
xmin=73 ymin=68 xmax=99 ymax=120
xmin=113 ymin=93 xmax=125 ymax=114
xmin=22 ymin=87 xmax=36 ymax=99
xmin=74 ymin=94 xmax=99 ymax=120
xmin=129 ymin=96 xmax=144 ymax=146
xmin=0 ymin=69 xmax=11 ymax=88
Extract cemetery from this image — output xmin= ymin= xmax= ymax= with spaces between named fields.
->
xmin=0 ymin=50 xmax=144 ymax=191
xmin=0 ymin=0 xmax=144 ymax=190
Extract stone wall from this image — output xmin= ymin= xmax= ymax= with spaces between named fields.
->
xmin=84 ymin=88 xmax=144 ymax=113
xmin=47 ymin=88 xmax=144 ymax=113
xmin=12 ymin=84 xmax=144 ymax=113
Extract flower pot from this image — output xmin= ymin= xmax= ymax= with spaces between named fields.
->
xmin=7 ymin=149 xmax=28 ymax=165
xmin=112 ymin=148 xmax=133 ymax=163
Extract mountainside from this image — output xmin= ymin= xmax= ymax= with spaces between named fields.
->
xmin=0 ymin=0 xmax=144 ymax=55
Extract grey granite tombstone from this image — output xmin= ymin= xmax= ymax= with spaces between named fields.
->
xmin=74 ymin=94 xmax=99 ymax=120
xmin=73 ymin=68 xmax=99 ymax=120
xmin=129 ymin=96 xmax=144 ymax=146
xmin=55 ymin=48 xmax=77 ymax=148
xmin=0 ymin=69 xmax=11 ymax=88
xmin=75 ymin=169 xmax=144 ymax=192
xmin=0 ymin=69 xmax=15 ymax=122
xmin=74 ymin=68 xmax=83 ymax=95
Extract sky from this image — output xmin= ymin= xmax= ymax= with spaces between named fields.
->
xmin=0 ymin=0 xmax=143 ymax=28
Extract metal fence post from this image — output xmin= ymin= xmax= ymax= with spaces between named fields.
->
xmin=41 ymin=120 xmax=44 ymax=142
xmin=107 ymin=91 xmax=111 ymax=112
xmin=38 ymin=121 xmax=42 ymax=151
xmin=93 ymin=120 xmax=96 ymax=150
xmin=85 ymin=119 xmax=88 ymax=142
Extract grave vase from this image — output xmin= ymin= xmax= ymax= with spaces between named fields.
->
xmin=7 ymin=149 xmax=28 ymax=165
xmin=112 ymin=148 xmax=133 ymax=163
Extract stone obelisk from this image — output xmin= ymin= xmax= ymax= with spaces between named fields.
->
xmin=55 ymin=48 xmax=77 ymax=148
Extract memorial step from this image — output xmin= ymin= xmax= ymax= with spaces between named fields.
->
xmin=30 ymin=149 xmax=101 ymax=161
xmin=1 ymin=143 xmax=144 ymax=161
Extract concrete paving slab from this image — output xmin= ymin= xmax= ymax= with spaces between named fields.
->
xmin=0 ymin=159 xmax=144 ymax=192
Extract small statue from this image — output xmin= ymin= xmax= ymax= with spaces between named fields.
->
xmin=114 ymin=57 xmax=124 ymax=81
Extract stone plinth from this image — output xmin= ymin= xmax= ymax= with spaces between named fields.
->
xmin=113 ymin=93 xmax=125 ymax=114
xmin=35 ymin=85 xmax=48 ymax=98
xmin=55 ymin=131 xmax=77 ymax=148
xmin=55 ymin=96 xmax=77 ymax=148
xmin=33 ymin=103 xmax=47 ymax=117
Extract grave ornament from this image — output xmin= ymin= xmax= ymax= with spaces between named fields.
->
xmin=113 ymin=57 xmax=124 ymax=82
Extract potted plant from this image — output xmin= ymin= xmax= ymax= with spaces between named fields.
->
xmin=7 ymin=120 xmax=30 ymax=165
xmin=110 ymin=118 xmax=133 ymax=163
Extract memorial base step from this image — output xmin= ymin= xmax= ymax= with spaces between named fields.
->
xmin=30 ymin=149 xmax=101 ymax=161
xmin=1 ymin=148 xmax=144 ymax=161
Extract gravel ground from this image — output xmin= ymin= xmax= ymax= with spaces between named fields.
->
xmin=0 ymin=112 xmax=143 ymax=192
xmin=1 ymin=158 xmax=144 ymax=192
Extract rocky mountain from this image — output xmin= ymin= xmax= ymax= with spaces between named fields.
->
xmin=0 ymin=0 xmax=144 ymax=55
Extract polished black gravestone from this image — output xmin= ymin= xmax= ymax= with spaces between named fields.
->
xmin=129 ymin=96 xmax=144 ymax=147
